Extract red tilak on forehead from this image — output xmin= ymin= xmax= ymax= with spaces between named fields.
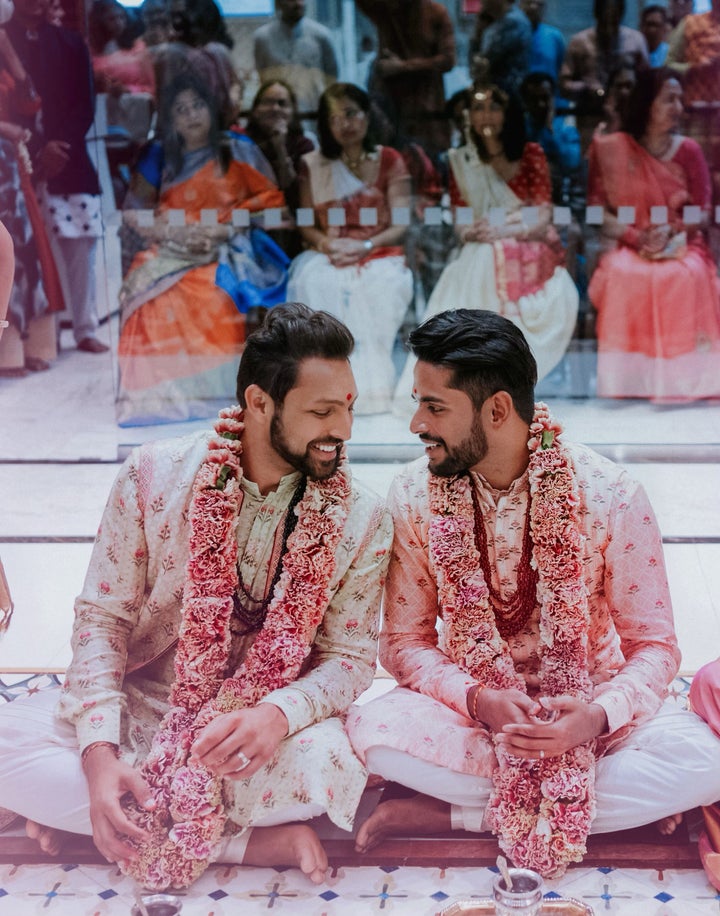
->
xmin=346 ymin=393 xmax=352 ymax=401
xmin=413 ymin=387 xmax=417 ymax=395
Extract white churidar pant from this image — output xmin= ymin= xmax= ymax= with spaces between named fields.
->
xmin=0 ymin=690 xmax=326 ymax=857
xmin=365 ymin=700 xmax=720 ymax=834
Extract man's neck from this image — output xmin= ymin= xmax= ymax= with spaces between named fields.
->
xmin=471 ymin=430 xmax=531 ymax=491
xmin=241 ymin=450 xmax=290 ymax=496
xmin=240 ymin=421 xmax=302 ymax=496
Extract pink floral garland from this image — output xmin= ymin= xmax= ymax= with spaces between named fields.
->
xmin=120 ymin=406 xmax=352 ymax=889
xmin=428 ymin=403 xmax=596 ymax=877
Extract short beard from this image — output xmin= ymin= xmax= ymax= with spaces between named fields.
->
xmin=270 ymin=412 xmax=341 ymax=480
xmin=425 ymin=422 xmax=488 ymax=478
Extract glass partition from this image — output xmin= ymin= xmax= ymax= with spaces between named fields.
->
xmin=0 ymin=0 xmax=718 ymax=464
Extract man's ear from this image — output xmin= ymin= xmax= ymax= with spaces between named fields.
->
xmin=243 ymin=384 xmax=273 ymax=419
xmin=485 ymin=390 xmax=514 ymax=427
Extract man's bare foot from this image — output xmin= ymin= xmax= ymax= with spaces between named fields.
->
xmin=26 ymin=820 xmax=63 ymax=856
xmin=242 ymin=824 xmax=328 ymax=884
xmin=657 ymin=813 xmax=683 ymax=836
xmin=355 ymin=793 xmax=452 ymax=854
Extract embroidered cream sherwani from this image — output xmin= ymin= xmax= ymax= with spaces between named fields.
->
xmin=57 ymin=432 xmax=392 ymax=832
xmin=348 ymin=444 xmax=680 ymax=778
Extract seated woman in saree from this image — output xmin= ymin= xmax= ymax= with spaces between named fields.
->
xmin=287 ymin=82 xmax=413 ymax=415
xmin=243 ymin=80 xmax=315 ymax=210
xmin=117 ymin=74 xmax=287 ymax=426
xmin=240 ymin=79 xmax=315 ymax=258
xmin=393 ymin=81 xmax=578 ymax=412
xmin=587 ymin=67 xmax=720 ymax=402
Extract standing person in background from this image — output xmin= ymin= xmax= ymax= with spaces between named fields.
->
xmin=521 ymin=0 xmax=566 ymax=83
xmin=356 ymin=0 xmax=455 ymax=161
xmin=469 ymin=0 xmax=532 ymax=97
xmin=668 ymin=0 xmax=694 ymax=29
xmin=0 ymin=218 xmax=12 ymax=338
xmin=6 ymin=0 xmax=108 ymax=355
xmin=560 ymin=0 xmax=649 ymax=149
xmin=0 ymin=218 xmax=13 ymax=635
xmin=641 ymin=3 xmax=670 ymax=66
xmin=88 ymin=0 xmax=156 ymax=159
xmin=0 ymin=27 xmax=65 ymax=377
xmin=253 ymin=0 xmax=339 ymax=119
xmin=88 ymin=0 xmax=155 ymax=97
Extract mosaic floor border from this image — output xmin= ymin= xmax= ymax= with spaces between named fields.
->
xmin=1 ymin=863 xmax=720 ymax=914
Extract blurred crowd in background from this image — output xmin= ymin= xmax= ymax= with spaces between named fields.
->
xmin=0 ymin=0 xmax=719 ymax=425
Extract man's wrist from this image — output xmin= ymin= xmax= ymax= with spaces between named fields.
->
xmin=261 ymin=701 xmax=290 ymax=738
xmin=589 ymin=702 xmax=609 ymax=737
xmin=81 ymin=741 xmax=119 ymax=769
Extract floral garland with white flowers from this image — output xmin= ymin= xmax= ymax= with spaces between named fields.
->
xmin=119 ymin=405 xmax=352 ymax=890
xmin=428 ymin=403 xmax=596 ymax=877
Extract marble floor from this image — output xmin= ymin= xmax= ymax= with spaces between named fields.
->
xmin=1 ymin=320 xmax=720 ymax=911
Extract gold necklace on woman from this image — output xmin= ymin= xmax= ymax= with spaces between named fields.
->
xmin=341 ymin=149 xmax=368 ymax=176
xmin=643 ymin=133 xmax=673 ymax=159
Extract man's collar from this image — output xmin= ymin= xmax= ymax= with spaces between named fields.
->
xmin=241 ymin=469 xmax=303 ymax=498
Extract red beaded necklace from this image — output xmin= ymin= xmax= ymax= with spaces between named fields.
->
xmin=468 ymin=474 xmax=538 ymax=639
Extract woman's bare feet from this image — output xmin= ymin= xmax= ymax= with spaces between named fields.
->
xmin=241 ymin=824 xmax=328 ymax=884
xmin=657 ymin=813 xmax=683 ymax=836
xmin=25 ymin=820 xmax=63 ymax=855
xmin=355 ymin=793 xmax=452 ymax=854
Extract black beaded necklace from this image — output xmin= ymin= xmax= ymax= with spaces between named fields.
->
xmin=468 ymin=474 xmax=539 ymax=640
xmin=233 ymin=477 xmax=307 ymax=632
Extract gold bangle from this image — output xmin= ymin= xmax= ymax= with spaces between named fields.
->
xmin=468 ymin=684 xmax=485 ymax=722
xmin=472 ymin=684 xmax=486 ymax=723
xmin=81 ymin=741 xmax=119 ymax=766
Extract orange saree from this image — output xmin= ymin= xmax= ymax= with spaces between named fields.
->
xmin=117 ymin=151 xmax=285 ymax=426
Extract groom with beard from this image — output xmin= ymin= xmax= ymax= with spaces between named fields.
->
xmin=0 ymin=303 xmax=392 ymax=888
xmin=347 ymin=308 xmax=720 ymax=876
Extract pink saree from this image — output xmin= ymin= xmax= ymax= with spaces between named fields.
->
xmin=588 ymin=132 xmax=720 ymax=400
